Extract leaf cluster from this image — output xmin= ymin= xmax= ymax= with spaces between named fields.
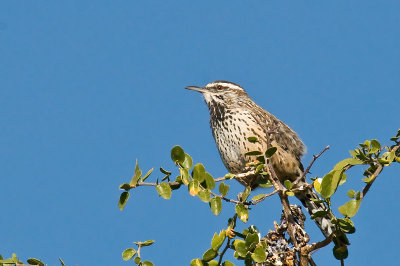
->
xmin=122 ymin=240 xmax=155 ymax=266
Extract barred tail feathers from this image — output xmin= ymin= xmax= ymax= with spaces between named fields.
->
xmin=295 ymin=185 xmax=334 ymax=238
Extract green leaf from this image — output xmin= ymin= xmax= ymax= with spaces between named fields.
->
xmin=338 ymin=199 xmax=361 ymax=217
xmin=189 ymin=179 xmax=201 ymax=196
xmin=286 ymin=191 xmax=295 ymax=196
xmin=160 ymin=167 xmax=171 ymax=176
xmin=338 ymin=172 xmax=347 ymax=186
xmin=120 ymin=183 xmax=131 ymax=191
xmin=180 ymin=168 xmax=190 ymax=185
xmin=59 ymin=257 xmax=66 ymax=266
xmin=27 ymin=258 xmax=44 ymax=266
xmin=313 ymin=179 xmax=322 ymax=194
xmin=337 ymin=218 xmax=356 ymax=234
xmin=369 ymin=139 xmax=381 ymax=154
xmin=283 ymin=180 xmax=292 ymax=190
xmin=362 ymin=175 xmax=375 ymax=183
xmin=130 ymin=160 xmax=142 ymax=186
xmin=258 ymin=176 xmax=272 ymax=188
xmin=208 ymin=260 xmax=219 ymax=266
xmin=133 ymin=256 xmax=141 ymax=264
xmin=311 ymin=210 xmax=329 ymax=219
xmin=247 ymin=136 xmax=259 ymax=143
xmin=251 ymin=246 xmax=267 ymax=263
xmin=198 ymin=189 xmax=211 ymax=203
xmin=209 ymin=197 xmax=222 ymax=215
xmin=244 ymin=150 xmax=262 ymax=156
xmin=380 ymin=151 xmax=395 ymax=165
xmin=193 ymin=163 xmax=206 ymax=182
xmin=255 ymin=164 xmax=264 ymax=174
xmin=119 ymin=192 xmax=130 ymax=211
xmin=140 ymin=240 xmax=155 ymax=246
xmin=265 ymin=147 xmax=277 ymax=158
xmin=333 ymin=245 xmax=348 ymax=260
xmin=181 ymin=153 xmax=193 ymax=169
xmin=245 ymin=233 xmax=259 ymax=249
xmin=219 ymin=182 xmax=230 ymax=197
xmin=122 ymin=248 xmax=137 ymax=261
xmin=202 ymin=248 xmax=218 ymax=262
xmin=259 ymin=240 xmax=268 ymax=250
xmin=142 ymin=168 xmax=154 ymax=182
xmin=211 ymin=230 xmax=226 ymax=251
xmin=349 ymin=149 xmax=358 ymax=157
xmin=251 ymin=194 xmax=266 ymax=202
xmin=310 ymin=198 xmax=325 ymax=204
xmin=235 ymin=203 xmax=249 ymax=223
xmin=171 ymin=145 xmax=185 ymax=164
xmin=320 ymin=172 xmax=334 ymax=199
xmin=233 ymin=239 xmax=247 ymax=257
xmin=241 ymin=186 xmax=251 ymax=201
xmin=12 ymin=253 xmax=18 ymax=263
xmin=142 ymin=262 xmax=154 ymax=266
xmin=156 ymin=183 xmax=172 ymax=199
xmin=361 ymin=140 xmax=370 ymax=148
xmin=204 ymin=172 xmax=215 ymax=190
xmin=347 ymin=190 xmax=356 ymax=198
xmin=223 ymin=261 xmax=235 ymax=266
xmin=320 ymin=170 xmax=346 ymax=199
xmin=333 ymin=158 xmax=364 ymax=170
xmin=225 ymin=173 xmax=235 ymax=179
xmin=256 ymin=155 xmax=265 ymax=164
xmin=0 ymin=258 xmax=16 ymax=264
xmin=190 ymin=259 xmax=204 ymax=266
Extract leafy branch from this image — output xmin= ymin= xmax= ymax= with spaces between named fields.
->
xmin=118 ymin=129 xmax=400 ymax=265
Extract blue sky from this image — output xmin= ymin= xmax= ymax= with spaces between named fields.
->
xmin=1 ymin=1 xmax=399 ymax=265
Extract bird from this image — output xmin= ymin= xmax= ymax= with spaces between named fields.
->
xmin=186 ymin=80 xmax=333 ymax=238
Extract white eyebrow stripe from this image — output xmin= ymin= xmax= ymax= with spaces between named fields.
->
xmin=206 ymin=82 xmax=244 ymax=91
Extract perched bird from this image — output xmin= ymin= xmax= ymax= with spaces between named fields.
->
xmin=186 ymin=81 xmax=333 ymax=237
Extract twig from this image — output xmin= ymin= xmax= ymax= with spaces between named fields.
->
xmin=218 ymin=214 xmax=238 ymax=265
xmin=134 ymin=181 xmax=179 ymax=187
xmin=250 ymin=189 xmax=279 ymax=205
xmin=214 ymin=177 xmax=227 ymax=182
xmin=214 ymin=170 xmax=256 ymax=183
xmin=293 ymin=145 xmax=330 ymax=186
xmin=217 ymin=238 xmax=231 ymax=266
xmin=307 ymin=233 xmax=334 ymax=252
xmin=360 ymin=143 xmax=400 ymax=200
xmin=208 ymin=188 xmax=243 ymax=205
xmin=359 ymin=163 xmax=382 ymax=200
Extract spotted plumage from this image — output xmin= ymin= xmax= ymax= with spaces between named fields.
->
xmin=186 ymin=81 xmax=334 ymax=237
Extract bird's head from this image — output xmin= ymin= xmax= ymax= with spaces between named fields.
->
xmin=186 ymin=81 xmax=248 ymax=105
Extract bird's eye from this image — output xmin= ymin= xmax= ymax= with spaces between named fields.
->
xmin=217 ymin=85 xmax=222 ymax=90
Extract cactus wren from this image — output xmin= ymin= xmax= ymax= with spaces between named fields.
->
xmin=186 ymin=81 xmax=333 ymax=237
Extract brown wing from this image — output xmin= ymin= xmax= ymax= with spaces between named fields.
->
xmin=243 ymin=101 xmax=306 ymax=181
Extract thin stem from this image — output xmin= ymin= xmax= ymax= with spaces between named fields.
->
xmin=250 ymin=189 xmax=279 ymax=205
xmin=360 ymin=143 xmax=399 ymax=200
xmin=308 ymin=233 xmax=334 ymax=252
xmin=293 ymin=145 xmax=330 ymax=186
xmin=217 ymin=238 xmax=231 ymax=266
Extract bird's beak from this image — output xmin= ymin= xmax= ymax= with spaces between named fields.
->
xmin=185 ymin=86 xmax=205 ymax=93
